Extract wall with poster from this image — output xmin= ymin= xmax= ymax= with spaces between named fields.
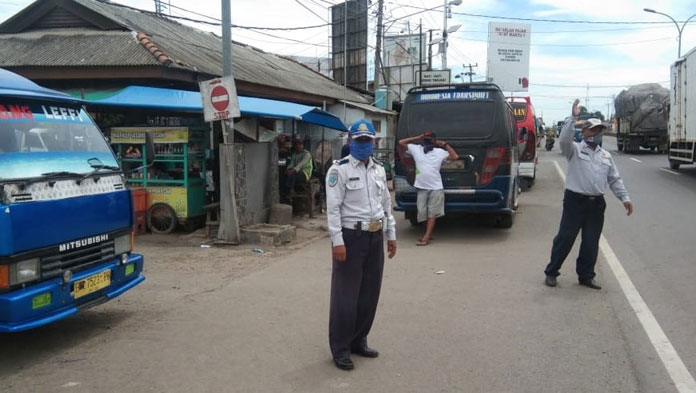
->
xmin=486 ymin=22 xmax=531 ymax=92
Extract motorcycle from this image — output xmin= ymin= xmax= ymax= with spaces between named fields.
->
xmin=545 ymin=137 xmax=555 ymax=151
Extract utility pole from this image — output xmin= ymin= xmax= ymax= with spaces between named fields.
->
xmin=373 ymin=0 xmax=384 ymax=92
xmin=418 ymin=20 xmax=423 ymax=86
xmin=442 ymin=0 xmax=448 ymax=70
xmin=217 ymin=0 xmax=241 ymax=244
xmin=343 ymin=0 xmax=347 ymax=122
xmin=463 ymin=63 xmax=478 ymax=82
xmin=586 ymin=83 xmax=590 ymax=110
xmin=428 ymin=30 xmax=433 ymax=70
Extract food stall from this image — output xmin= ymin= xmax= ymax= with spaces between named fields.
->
xmin=112 ymin=126 xmax=208 ymax=233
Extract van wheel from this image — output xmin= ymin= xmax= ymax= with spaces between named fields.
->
xmin=669 ymin=160 xmax=681 ymax=170
xmin=496 ymin=214 xmax=514 ymax=228
xmin=520 ymin=178 xmax=534 ymax=190
xmin=406 ymin=212 xmax=420 ymax=226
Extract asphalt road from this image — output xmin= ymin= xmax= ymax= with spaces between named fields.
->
xmin=1 ymin=138 xmax=694 ymax=392
xmin=574 ymin=136 xmax=696 ymax=393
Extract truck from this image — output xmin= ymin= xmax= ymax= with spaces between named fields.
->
xmin=614 ymin=83 xmax=669 ymax=154
xmin=0 ymin=68 xmax=150 ymax=332
xmin=668 ymin=48 xmax=696 ymax=169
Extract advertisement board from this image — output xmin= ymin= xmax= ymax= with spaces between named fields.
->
xmin=330 ymin=0 xmax=368 ymax=89
xmin=147 ymin=186 xmax=188 ymax=218
xmin=111 ymin=127 xmax=189 ymax=143
xmin=486 ymin=22 xmax=531 ymax=92
xmin=383 ymin=34 xmax=425 ymax=67
xmin=415 ymin=70 xmax=451 ymax=86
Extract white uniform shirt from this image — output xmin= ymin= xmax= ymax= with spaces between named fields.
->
xmin=559 ymin=117 xmax=630 ymax=202
xmin=407 ymin=144 xmax=450 ymax=190
xmin=325 ymin=155 xmax=397 ymax=246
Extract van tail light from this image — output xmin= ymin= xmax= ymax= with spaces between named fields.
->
xmin=0 ymin=265 xmax=9 ymax=290
xmin=480 ymin=147 xmax=510 ymax=185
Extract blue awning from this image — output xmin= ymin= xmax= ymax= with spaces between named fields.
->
xmin=81 ymin=85 xmax=347 ymax=131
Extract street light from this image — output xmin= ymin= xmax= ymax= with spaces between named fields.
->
xmin=643 ymin=8 xmax=696 ymax=58
xmin=442 ymin=0 xmax=462 ymax=70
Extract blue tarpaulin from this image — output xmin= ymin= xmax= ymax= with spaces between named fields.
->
xmin=82 ymin=85 xmax=347 ymax=132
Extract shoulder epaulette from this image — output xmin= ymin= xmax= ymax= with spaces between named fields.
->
xmin=333 ymin=158 xmax=350 ymax=166
xmin=372 ymin=157 xmax=384 ymax=166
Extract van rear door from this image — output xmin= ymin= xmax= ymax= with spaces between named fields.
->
xmin=396 ymin=88 xmax=512 ymax=189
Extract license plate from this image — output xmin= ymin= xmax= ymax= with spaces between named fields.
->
xmin=73 ymin=270 xmax=111 ymax=299
xmin=441 ymin=160 xmax=466 ymax=170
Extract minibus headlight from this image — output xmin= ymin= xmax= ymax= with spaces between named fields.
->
xmin=114 ymin=234 xmax=132 ymax=255
xmin=10 ymin=258 xmax=40 ymax=285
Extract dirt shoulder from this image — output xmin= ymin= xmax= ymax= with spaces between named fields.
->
xmin=134 ymin=214 xmax=329 ymax=281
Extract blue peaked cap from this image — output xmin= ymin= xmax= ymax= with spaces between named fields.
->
xmin=349 ymin=119 xmax=376 ymax=139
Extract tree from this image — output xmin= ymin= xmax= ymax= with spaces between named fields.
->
xmin=593 ymin=111 xmax=605 ymax=121
xmin=579 ymin=106 xmax=589 ymax=114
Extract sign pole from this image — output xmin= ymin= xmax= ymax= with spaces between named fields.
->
xmin=216 ymin=0 xmax=241 ymax=244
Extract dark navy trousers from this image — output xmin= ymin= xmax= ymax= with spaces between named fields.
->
xmin=545 ymin=190 xmax=606 ymax=281
xmin=329 ymin=228 xmax=384 ymax=359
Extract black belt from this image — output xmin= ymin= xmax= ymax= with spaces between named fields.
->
xmin=566 ymin=189 xmax=603 ymax=201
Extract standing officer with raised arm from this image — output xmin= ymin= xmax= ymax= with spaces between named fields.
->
xmin=544 ymin=99 xmax=634 ymax=290
xmin=325 ymin=119 xmax=397 ymax=371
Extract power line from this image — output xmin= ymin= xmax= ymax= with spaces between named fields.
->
xmin=116 ymin=0 xmax=332 ymax=30
xmin=166 ymin=2 xmax=219 ymax=21
xmin=294 ymin=0 xmax=328 ymax=22
xmin=395 ymin=4 xmax=694 ymax=25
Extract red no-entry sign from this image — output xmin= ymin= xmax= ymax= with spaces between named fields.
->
xmin=211 ymin=86 xmax=229 ymax=111
xmin=200 ymin=76 xmax=240 ymax=122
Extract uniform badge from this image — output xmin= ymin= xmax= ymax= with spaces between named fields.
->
xmin=328 ymin=171 xmax=338 ymax=187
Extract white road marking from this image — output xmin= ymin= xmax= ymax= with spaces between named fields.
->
xmin=630 ymin=158 xmax=643 ymax=163
xmin=660 ymin=168 xmax=680 ymax=176
xmin=552 ymin=160 xmax=696 ymax=393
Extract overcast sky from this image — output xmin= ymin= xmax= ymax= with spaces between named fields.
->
xmin=2 ymin=0 xmax=695 ymax=124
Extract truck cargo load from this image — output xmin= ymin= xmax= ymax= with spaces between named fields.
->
xmin=614 ymin=83 xmax=669 ymax=153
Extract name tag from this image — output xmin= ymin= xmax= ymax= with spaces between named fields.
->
xmin=349 ymin=177 xmax=360 ymax=181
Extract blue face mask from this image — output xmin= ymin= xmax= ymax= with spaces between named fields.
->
xmin=350 ymin=140 xmax=374 ymax=160
xmin=583 ymin=133 xmax=603 ymax=146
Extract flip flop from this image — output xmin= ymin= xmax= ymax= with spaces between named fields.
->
xmin=416 ymin=240 xmax=430 ymax=246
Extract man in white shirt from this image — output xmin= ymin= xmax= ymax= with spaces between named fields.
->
xmin=399 ymin=132 xmax=458 ymax=246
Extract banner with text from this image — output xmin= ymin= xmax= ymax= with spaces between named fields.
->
xmin=486 ymin=22 xmax=531 ymax=92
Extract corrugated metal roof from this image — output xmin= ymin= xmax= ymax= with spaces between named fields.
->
xmin=0 ymin=29 xmax=158 ymax=67
xmin=0 ymin=0 xmax=368 ymax=103
xmin=341 ymin=100 xmax=397 ymax=116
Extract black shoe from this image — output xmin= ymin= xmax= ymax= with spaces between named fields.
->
xmin=333 ymin=356 xmax=354 ymax=370
xmin=545 ymin=275 xmax=557 ymax=287
xmin=579 ymin=279 xmax=602 ymax=290
xmin=351 ymin=346 xmax=379 ymax=358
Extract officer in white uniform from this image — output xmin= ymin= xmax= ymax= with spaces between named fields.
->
xmin=544 ymin=99 xmax=634 ymax=290
xmin=326 ymin=119 xmax=397 ymax=371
